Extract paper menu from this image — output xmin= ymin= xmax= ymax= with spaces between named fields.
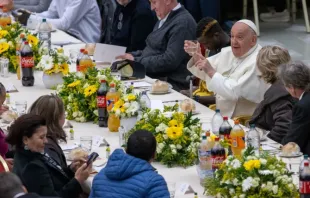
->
xmin=3 ymin=82 xmax=18 ymax=93
xmin=93 ymin=44 xmax=127 ymax=63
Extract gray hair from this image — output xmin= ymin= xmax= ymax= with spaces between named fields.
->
xmin=0 ymin=172 xmax=24 ymax=197
xmin=278 ymin=61 xmax=310 ymax=91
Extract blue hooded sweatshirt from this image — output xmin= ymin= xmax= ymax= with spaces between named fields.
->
xmin=90 ymin=149 xmax=170 ymax=198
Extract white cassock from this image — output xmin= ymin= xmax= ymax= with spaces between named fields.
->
xmin=187 ymin=44 xmax=269 ymax=118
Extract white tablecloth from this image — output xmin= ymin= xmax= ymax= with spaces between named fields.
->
xmin=0 ymin=31 xmax=301 ymax=198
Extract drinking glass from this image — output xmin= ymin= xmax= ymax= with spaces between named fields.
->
xmin=167 ymin=182 xmax=176 ymax=198
xmin=80 ymin=136 xmax=93 ymax=152
xmin=15 ymin=100 xmax=27 ymax=116
xmin=69 ymin=49 xmax=79 ymax=63
xmin=0 ymin=58 xmax=9 ymax=78
xmin=186 ymin=40 xmax=199 ymax=56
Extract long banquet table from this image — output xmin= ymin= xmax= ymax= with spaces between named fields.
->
xmin=0 ymin=30 xmax=303 ymax=197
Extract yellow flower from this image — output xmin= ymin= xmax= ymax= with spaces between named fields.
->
xmin=0 ymin=30 xmax=8 ymax=38
xmin=166 ymin=126 xmax=183 ymax=140
xmin=0 ymin=42 xmax=9 ymax=54
xmin=84 ymin=85 xmax=97 ymax=97
xmin=127 ymin=94 xmax=136 ymax=101
xmin=68 ymin=80 xmax=81 ymax=87
xmin=27 ymin=35 xmax=39 ymax=46
xmin=58 ymin=63 xmax=69 ymax=75
xmin=243 ymin=160 xmax=261 ymax=171
xmin=113 ymin=100 xmax=124 ymax=110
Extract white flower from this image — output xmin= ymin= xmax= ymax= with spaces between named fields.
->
xmin=83 ymin=83 xmax=90 ymax=89
xmin=78 ymin=112 xmax=83 ymax=117
xmin=216 ymin=193 xmax=222 ymax=198
xmin=124 ymin=102 xmax=130 ymax=108
xmin=273 ymin=170 xmax=280 ymax=177
xmin=259 ymin=170 xmax=273 ymax=175
xmin=172 ymin=149 xmax=177 ymax=155
xmin=176 ymin=144 xmax=182 ymax=150
xmin=252 ymin=179 xmax=259 ymax=188
xmin=246 ymin=156 xmax=257 ymax=160
xmin=158 ymin=143 xmax=165 ymax=149
xmin=11 ymin=28 xmax=15 ymax=32
xmin=97 ymin=74 xmax=106 ymax=81
xmin=239 ymin=195 xmax=246 ymax=198
xmin=259 ymin=158 xmax=267 ymax=165
xmin=56 ymin=84 xmax=63 ymax=92
xmin=115 ymin=109 xmax=121 ymax=116
xmin=269 ymin=165 xmax=275 ymax=170
xmin=72 ymin=112 xmax=78 ymax=118
xmin=272 ymin=185 xmax=278 ymax=194
xmin=163 ymin=135 xmax=168 ymax=139
xmin=127 ymin=101 xmax=139 ymax=115
xmin=156 ymin=147 xmax=162 ymax=154
xmin=0 ymin=38 xmax=7 ymax=43
xmin=261 ymin=183 xmax=266 ymax=189
xmin=79 ymin=117 xmax=86 ymax=122
xmin=155 ymin=123 xmax=168 ymax=133
xmin=66 ymin=105 xmax=71 ymax=110
xmin=40 ymin=55 xmax=54 ymax=70
xmin=231 ymin=159 xmax=241 ymax=169
xmin=76 ymin=72 xmax=85 ymax=79
xmin=229 ymin=188 xmax=235 ymax=195
xmin=170 ymin=144 xmax=176 ymax=149
xmin=233 ymin=178 xmax=239 ymax=186
xmin=8 ymin=41 xmax=13 ymax=47
xmin=288 ymin=183 xmax=294 ymax=190
xmin=75 ymin=117 xmax=80 ymax=122
xmin=242 ymin=177 xmax=253 ymax=192
xmin=93 ymin=110 xmax=98 ymax=116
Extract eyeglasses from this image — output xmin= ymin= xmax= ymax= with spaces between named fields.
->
xmin=117 ymin=12 xmax=123 ymax=30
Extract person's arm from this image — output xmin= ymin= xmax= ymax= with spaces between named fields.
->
xmin=135 ymin=22 xmax=192 ymax=74
xmin=128 ymin=9 xmax=155 ymax=52
xmin=282 ymin=104 xmax=310 ymax=150
xmin=36 ymin=0 xmax=58 ymax=19
xmin=37 ymin=0 xmax=93 ymax=31
xmin=267 ymin=99 xmax=293 ymax=143
xmin=14 ymin=0 xmax=52 ymax=13
xmin=146 ymin=175 xmax=170 ymax=198
xmin=22 ymin=162 xmax=82 ymax=198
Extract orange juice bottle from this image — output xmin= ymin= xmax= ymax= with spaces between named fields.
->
xmin=230 ymin=120 xmax=245 ymax=157
xmin=108 ymin=114 xmax=120 ymax=132
xmin=106 ymin=83 xmax=120 ymax=112
xmin=79 ymin=50 xmax=92 ymax=72
xmin=0 ymin=7 xmax=11 ymax=27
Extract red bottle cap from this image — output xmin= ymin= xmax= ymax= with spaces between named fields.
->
xmin=83 ymin=50 xmax=88 ymax=55
xmin=110 ymin=83 xmax=115 ymax=87
xmin=215 ymin=137 xmax=220 ymax=141
xmin=205 ymin=130 xmax=210 ymax=137
xmin=24 ymin=41 xmax=29 ymax=45
xmin=80 ymin=48 xmax=85 ymax=53
xmin=223 ymin=116 xmax=228 ymax=120
xmin=234 ymin=120 xmax=240 ymax=125
xmin=101 ymin=80 xmax=106 ymax=83
xmin=305 ymin=162 xmax=309 ymax=167
xmin=20 ymin=34 xmax=25 ymax=38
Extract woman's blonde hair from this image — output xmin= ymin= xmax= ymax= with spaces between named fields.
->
xmin=257 ymin=45 xmax=291 ymax=84
xmin=29 ymin=94 xmax=66 ymax=142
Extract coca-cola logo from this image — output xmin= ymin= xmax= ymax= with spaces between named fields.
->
xmin=300 ymin=181 xmax=310 ymax=193
xmin=97 ymin=96 xmax=106 ymax=108
xmin=21 ymin=57 xmax=34 ymax=68
xmin=211 ymin=156 xmax=225 ymax=169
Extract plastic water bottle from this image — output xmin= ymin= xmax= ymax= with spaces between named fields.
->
xmin=211 ymin=109 xmax=223 ymax=136
xmin=198 ymin=134 xmax=213 ymax=185
xmin=300 ymin=155 xmax=309 ymax=173
xmin=140 ymin=91 xmax=151 ymax=109
xmin=38 ymin=18 xmax=52 ymax=51
xmin=246 ymin=124 xmax=260 ymax=155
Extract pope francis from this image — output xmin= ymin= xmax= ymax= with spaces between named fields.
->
xmin=187 ymin=19 xmax=269 ymax=118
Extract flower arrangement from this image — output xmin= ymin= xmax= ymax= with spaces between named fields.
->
xmin=57 ymin=67 xmax=124 ymax=122
xmin=0 ymin=22 xmax=41 ymax=72
xmin=37 ymin=48 xmax=69 ymax=75
xmin=128 ymin=106 xmax=202 ymax=167
xmin=204 ymin=147 xmax=298 ymax=198
xmin=110 ymin=92 xmax=140 ymax=118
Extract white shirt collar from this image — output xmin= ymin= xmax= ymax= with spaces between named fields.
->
xmin=13 ymin=193 xmax=26 ymax=198
xmin=158 ymin=3 xmax=181 ymax=28
xmin=299 ymin=91 xmax=305 ymax=100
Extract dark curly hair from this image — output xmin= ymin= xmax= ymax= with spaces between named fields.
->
xmin=196 ymin=17 xmax=223 ymax=38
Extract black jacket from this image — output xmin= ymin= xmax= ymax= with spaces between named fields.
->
xmin=250 ymin=81 xmax=295 ymax=143
xmin=19 ymin=193 xmax=59 ymax=198
xmin=110 ymin=0 xmax=156 ymax=52
xmin=13 ymin=149 xmax=82 ymax=198
xmin=282 ymin=92 xmax=310 ymax=155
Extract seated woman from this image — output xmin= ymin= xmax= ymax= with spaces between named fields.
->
xmin=107 ymin=0 xmax=156 ymax=52
xmin=29 ymin=94 xmax=84 ymax=173
xmin=6 ymin=114 xmax=91 ymax=198
xmin=249 ymin=46 xmax=295 ymax=143
xmin=182 ymin=17 xmax=230 ymax=106
xmin=278 ymin=61 xmax=310 ymax=155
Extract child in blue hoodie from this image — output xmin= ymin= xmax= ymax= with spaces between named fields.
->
xmin=90 ymin=129 xmax=170 ymax=198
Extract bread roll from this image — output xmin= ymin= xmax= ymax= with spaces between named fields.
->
xmin=151 ymin=80 xmax=169 ymax=93
xmin=180 ymin=99 xmax=196 ymax=112
xmin=282 ymin=142 xmax=300 ymax=156
xmin=69 ymin=148 xmax=88 ymax=160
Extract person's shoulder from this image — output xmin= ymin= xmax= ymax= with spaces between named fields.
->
xmin=298 ymin=92 xmax=310 ymax=108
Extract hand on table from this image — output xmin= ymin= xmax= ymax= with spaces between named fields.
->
xmin=75 ymin=163 xmax=92 ymax=184
xmin=70 ymin=157 xmax=87 ymax=172
xmin=5 ymin=158 xmax=13 ymax=171
xmin=12 ymin=9 xmax=32 ymax=25
xmin=115 ymin=53 xmax=134 ymax=61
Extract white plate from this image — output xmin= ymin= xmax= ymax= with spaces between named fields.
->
xmin=279 ymin=152 xmax=303 ymax=158
xmin=149 ymin=90 xmax=172 ymax=95
xmin=181 ymin=110 xmax=200 ymax=115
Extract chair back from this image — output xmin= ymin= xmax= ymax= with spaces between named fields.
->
xmin=0 ymin=155 xmax=9 ymax=172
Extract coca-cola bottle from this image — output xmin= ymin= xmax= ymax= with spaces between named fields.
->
xmin=211 ymin=137 xmax=226 ymax=171
xmin=21 ymin=41 xmax=34 ymax=86
xmin=97 ymin=80 xmax=108 ymax=127
xmin=219 ymin=116 xmax=232 ymax=140
xmin=300 ymin=161 xmax=310 ymax=197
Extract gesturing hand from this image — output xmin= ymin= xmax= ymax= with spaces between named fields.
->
xmin=195 ymin=58 xmax=216 ymax=78
xmin=12 ymin=9 xmax=32 ymax=25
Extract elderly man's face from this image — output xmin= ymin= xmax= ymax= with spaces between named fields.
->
xmin=150 ymin=0 xmax=171 ymax=20
xmin=231 ymin=22 xmax=257 ymax=57
xmin=117 ymin=0 xmax=130 ymax=6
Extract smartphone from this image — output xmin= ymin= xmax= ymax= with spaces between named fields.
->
xmin=87 ymin=152 xmax=99 ymax=166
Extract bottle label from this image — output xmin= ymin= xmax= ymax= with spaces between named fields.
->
xmin=211 ymin=155 xmax=225 ymax=170
xmin=97 ymin=96 xmax=106 ymax=108
xmin=107 ymin=99 xmax=115 ymax=108
xmin=198 ymin=150 xmax=211 ymax=162
xmin=300 ymin=181 xmax=310 ymax=193
xmin=231 ymin=136 xmax=245 ymax=148
xmin=21 ymin=57 xmax=34 ymax=68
